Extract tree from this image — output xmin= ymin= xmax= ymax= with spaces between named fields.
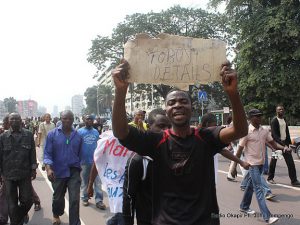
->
xmin=209 ymin=0 xmax=300 ymax=123
xmin=3 ymin=97 xmax=17 ymax=113
xmin=87 ymin=5 xmax=230 ymax=104
xmin=97 ymin=85 xmax=113 ymax=113
xmin=83 ymin=85 xmax=114 ymax=115
xmin=84 ymin=86 xmax=97 ymax=115
xmin=190 ymin=82 xmax=230 ymax=114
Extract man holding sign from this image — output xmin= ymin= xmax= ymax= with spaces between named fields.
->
xmin=111 ymin=57 xmax=247 ymax=224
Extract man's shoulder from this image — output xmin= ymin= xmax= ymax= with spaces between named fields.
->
xmin=77 ymin=127 xmax=85 ymax=133
xmin=90 ymin=127 xmax=99 ymax=133
xmin=47 ymin=127 xmax=58 ymax=135
xmin=271 ymin=116 xmax=278 ymax=123
xmin=130 ymin=153 xmax=143 ymax=162
xmin=21 ymin=128 xmax=34 ymax=135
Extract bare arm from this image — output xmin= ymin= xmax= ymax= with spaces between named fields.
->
xmin=221 ymin=148 xmax=250 ymax=170
xmin=235 ymin=145 xmax=244 ymax=159
xmin=228 ymin=144 xmax=245 ymax=172
xmin=87 ymin=162 xmax=99 ymax=198
xmin=112 ymin=60 xmax=130 ymax=140
xmin=268 ymin=140 xmax=290 ymax=153
xmin=219 ymin=62 xmax=248 ymax=144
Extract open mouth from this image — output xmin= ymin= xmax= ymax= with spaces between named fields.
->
xmin=173 ymin=112 xmax=186 ymax=120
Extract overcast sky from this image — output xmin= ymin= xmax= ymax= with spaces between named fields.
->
xmin=0 ymin=0 xmax=213 ymax=113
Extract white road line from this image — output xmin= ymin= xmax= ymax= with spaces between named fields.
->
xmin=37 ymin=158 xmax=86 ymax=225
xmin=218 ymin=169 xmax=300 ymax=191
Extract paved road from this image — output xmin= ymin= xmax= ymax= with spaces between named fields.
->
xmin=25 ymin=148 xmax=300 ymax=225
xmin=216 ymin=149 xmax=300 ymax=225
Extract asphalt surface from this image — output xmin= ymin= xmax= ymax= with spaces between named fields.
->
xmin=23 ymin=147 xmax=300 ymax=225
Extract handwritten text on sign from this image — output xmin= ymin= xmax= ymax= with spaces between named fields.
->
xmin=124 ymin=33 xmax=226 ymax=87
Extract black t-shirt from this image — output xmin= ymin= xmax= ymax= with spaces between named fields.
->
xmin=119 ymin=126 xmax=226 ymax=225
xmin=123 ymin=153 xmax=153 ymax=225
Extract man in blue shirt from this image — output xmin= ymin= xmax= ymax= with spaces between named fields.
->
xmin=44 ymin=110 xmax=82 ymax=225
xmin=78 ymin=115 xmax=106 ymax=209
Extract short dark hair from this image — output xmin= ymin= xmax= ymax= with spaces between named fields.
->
xmin=61 ymin=110 xmax=74 ymax=118
xmin=201 ymin=113 xmax=217 ymax=128
xmin=2 ymin=114 xmax=9 ymax=123
xmin=148 ymin=108 xmax=166 ymax=126
xmin=165 ymin=88 xmax=192 ymax=104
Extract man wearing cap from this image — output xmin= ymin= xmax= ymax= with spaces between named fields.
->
xmin=236 ymin=109 xmax=290 ymax=224
xmin=77 ymin=115 xmax=106 ymax=210
xmin=267 ymin=105 xmax=300 ymax=186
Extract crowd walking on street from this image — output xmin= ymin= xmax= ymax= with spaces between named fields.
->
xmin=0 ymin=61 xmax=300 ymax=225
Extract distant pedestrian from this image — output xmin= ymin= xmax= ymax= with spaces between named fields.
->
xmin=44 ymin=110 xmax=82 ymax=225
xmin=78 ymin=115 xmax=106 ymax=210
xmin=0 ymin=115 xmax=9 ymax=225
xmin=267 ymin=105 xmax=300 ymax=186
xmin=0 ymin=113 xmax=38 ymax=225
xmin=93 ymin=116 xmax=103 ymax=135
xmin=37 ymin=113 xmax=55 ymax=171
xmin=128 ymin=110 xmax=148 ymax=131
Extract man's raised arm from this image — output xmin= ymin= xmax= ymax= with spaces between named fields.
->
xmin=112 ymin=60 xmax=130 ymax=140
xmin=219 ymin=61 xmax=248 ymax=144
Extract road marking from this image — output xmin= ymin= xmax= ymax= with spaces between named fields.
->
xmin=37 ymin=158 xmax=86 ymax=225
xmin=218 ymin=169 xmax=300 ymax=191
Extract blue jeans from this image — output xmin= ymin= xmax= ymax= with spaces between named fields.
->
xmin=240 ymin=165 xmax=271 ymax=222
xmin=263 ymin=147 xmax=269 ymax=174
xmin=80 ymin=164 xmax=103 ymax=203
xmin=52 ymin=168 xmax=81 ymax=225
xmin=106 ymin=213 xmax=124 ymax=225
xmin=240 ymin=171 xmax=272 ymax=196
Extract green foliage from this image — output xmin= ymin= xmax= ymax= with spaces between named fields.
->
xmin=3 ymin=97 xmax=17 ymax=113
xmin=190 ymin=82 xmax=230 ymax=114
xmin=209 ymin=0 xmax=300 ymax=123
xmin=84 ymin=86 xmax=97 ymax=115
xmin=84 ymin=85 xmax=113 ymax=115
xmin=98 ymin=85 xmax=113 ymax=112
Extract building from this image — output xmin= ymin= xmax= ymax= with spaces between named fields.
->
xmin=17 ymin=100 xmax=38 ymax=118
xmin=71 ymin=95 xmax=84 ymax=116
xmin=38 ymin=106 xmax=47 ymax=116
xmin=98 ymin=69 xmax=164 ymax=115
xmin=65 ymin=105 xmax=72 ymax=111
xmin=0 ymin=101 xmax=8 ymax=120
xmin=52 ymin=105 xmax=59 ymax=118
xmin=99 ymin=69 xmax=113 ymax=88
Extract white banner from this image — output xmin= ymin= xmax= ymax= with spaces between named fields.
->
xmin=94 ymin=131 xmax=133 ymax=213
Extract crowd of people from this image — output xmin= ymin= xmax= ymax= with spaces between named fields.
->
xmin=0 ymin=60 xmax=299 ymax=225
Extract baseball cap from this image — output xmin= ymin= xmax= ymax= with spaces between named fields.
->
xmin=248 ymin=109 xmax=263 ymax=118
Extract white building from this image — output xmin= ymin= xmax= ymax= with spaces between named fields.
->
xmin=71 ymin=95 xmax=84 ymax=116
xmin=98 ymin=69 xmax=164 ymax=114
xmin=0 ymin=101 xmax=8 ymax=120
xmin=52 ymin=105 xmax=59 ymax=118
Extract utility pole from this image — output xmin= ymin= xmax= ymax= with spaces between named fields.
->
xmin=97 ymin=86 xmax=99 ymax=117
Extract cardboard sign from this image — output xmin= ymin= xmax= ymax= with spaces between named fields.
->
xmin=124 ymin=33 xmax=226 ymax=89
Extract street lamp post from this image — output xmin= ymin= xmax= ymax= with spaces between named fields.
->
xmin=97 ymin=86 xmax=99 ymax=117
